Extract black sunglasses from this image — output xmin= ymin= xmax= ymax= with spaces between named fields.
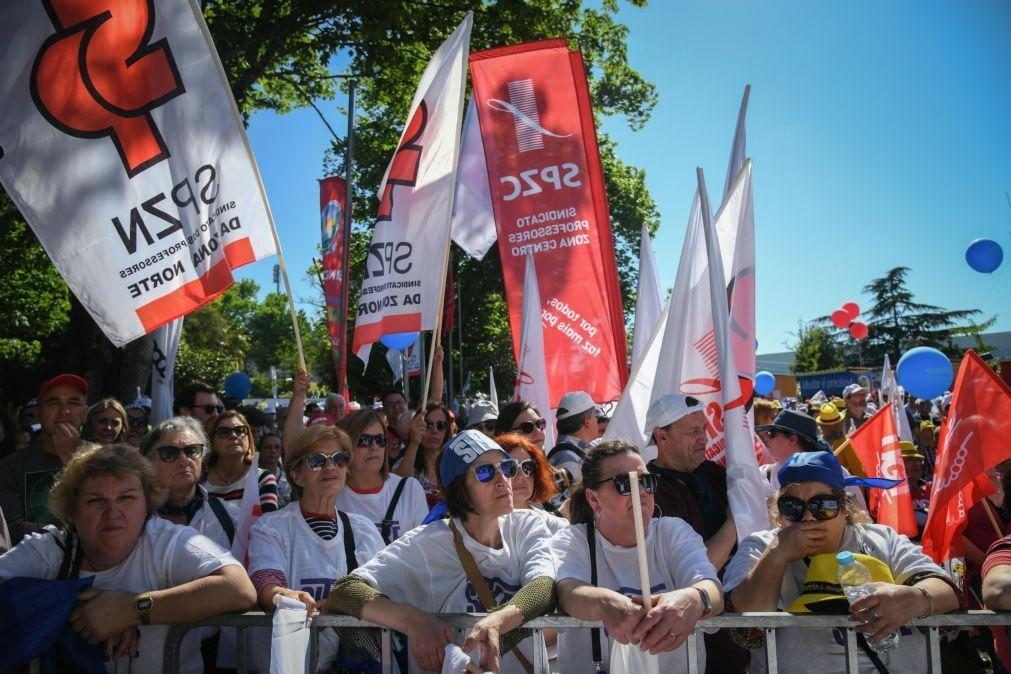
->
xmin=425 ymin=420 xmax=449 ymax=432
xmin=589 ymin=472 xmax=659 ymax=496
xmin=214 ymin=425 xmax=249 ymax=439
xmin=127 ymin=414 xmax=148 ymax=428
xmin=777 ymin=494 xmax=842 ymax=522
xmin=305 ymin=451 xmax=351 ymax=471
xmin=154 ymin=444 xmax=204 ymax=463
xmin=356 ymin=432 xmax=387 ymax=448
xmin=199 ymin=404 xmax=225 ymax=415
xmin=512 ymin=418 xmax=546 ymax=434
xmin=472 ymin=459 xmax=519 ymax=483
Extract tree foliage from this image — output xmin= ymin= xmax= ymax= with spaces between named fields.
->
xmin=790 ymin=323 xmax=844 ymax=374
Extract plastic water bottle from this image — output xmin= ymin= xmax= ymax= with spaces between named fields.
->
xmin=836 ymin=551 xmax=900 ymax=653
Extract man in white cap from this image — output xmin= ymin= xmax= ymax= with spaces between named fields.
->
xmin=842 ymin=382 xmax=870 ymax=432
xmin=547 ymin=390 xmax=598 ymax=481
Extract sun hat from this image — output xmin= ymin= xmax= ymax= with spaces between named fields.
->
xmin=756 ymin=410 xmax=823 ymax=447
xmin=815 ymin=403 xmax=847 ymax=426
xmin=900 ymin=441 xmax=925 ymax=460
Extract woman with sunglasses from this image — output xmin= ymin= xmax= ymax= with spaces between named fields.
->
xmin=551 ymin=440 xmax=723 ymax=674
xmin=496 ymin=433 xmax=567 ymax=535
xmin=203 ymin=411 xmax=279 ymax=523
xmin=334 ymin=409 xmax=429 ymax=544
xmin=495 ymin=401 xmax=547 ymax=449
xmin=124 ymin=403 xmax=150 ymax=447
xmin=328 ymin=430 xmax=556 ymax=673
xmin=83 ymin=398 xmax=128 ymax=445
xmin=393 ymin=401 xmax=454 ymax=508
xmin=248 ymin=424 xmax=385 ymax=671
xmin=140 ymin=417 xmax=234 ymax=549
xmin=258 ymin=432 xmax=291 ymax=506
xmin=724 ymin=451 xmax=958 ymax=674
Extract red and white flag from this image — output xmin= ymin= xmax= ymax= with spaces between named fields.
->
xmin=319 ymin=176 xmax=350 ymax=392
xmin=848 ymin=403 xmax=917 ymax=538
xmin=922 ymin=350 xmax=1011 ymax=562
xmin=231 ymin=456 xmax=264 ymax=566
xmin=352 ymin=13 xmax=472 ymax=361
xmin=0 ymin=0 xmax=278 ymax=346
xmin=514 ymin=253 xmax=556 ymax=450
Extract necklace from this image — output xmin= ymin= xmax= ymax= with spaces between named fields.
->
xmin=212 ymin=463 xmax=246 ymax=485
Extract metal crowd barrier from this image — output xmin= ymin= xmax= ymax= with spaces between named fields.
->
xmin=165 ymin=610 xmax=1011 ymax=673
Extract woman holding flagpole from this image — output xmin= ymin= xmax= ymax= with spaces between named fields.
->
xmin=393 ymin=401 xmax=454 ymax=509
xmin=202 ymin=410 xmax=279 ymax=524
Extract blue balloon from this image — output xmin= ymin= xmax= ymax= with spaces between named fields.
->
xmin=223 ymin=371 xmax=252 ymax=399
xmin=754 ymin=371 xmax=776 ymax=396
xmin=379 ymin=332 xmax=418 ymax=351
xmin=896 ymin=347 xmax=953 ymax=399
xmin=966 ymin=238 xmax=1003 ymax=273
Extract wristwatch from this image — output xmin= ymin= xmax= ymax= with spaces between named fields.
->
xmin=135 ymin=592 xmax=153 ymax=625
xmin=695 ymin=587 xmax=713 ymax=617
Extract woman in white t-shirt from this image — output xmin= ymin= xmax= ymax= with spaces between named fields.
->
xmin=0 ymin=443 xmax=255 ymax=674
xmin=247 ymin=425 xmax=384 ymax=672
xmin=202 ymin=411 xmax=279 ymax=522
xmin=327 ymin=430 xmax=556 ymax=674
xmin=334 ymin=409 xmax=428 ymax=544
xmin=496 ymin=432 xmax=567 ymax=535
xmin=550 ymin=440 xmax=723 ymax=674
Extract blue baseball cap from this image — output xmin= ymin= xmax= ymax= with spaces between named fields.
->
xmin=777 ymin=451 xmax=903 ymax=491
xmin=439 ymin=430 xmax=510 ymax=489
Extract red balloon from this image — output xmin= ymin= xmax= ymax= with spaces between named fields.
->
xmin=831 ymin=309 xmax=851 ymax=329
xmin=850 ymin=322 xmax=869 ymax=340
xmin=842 ymin=302 xmax=860 ymax=320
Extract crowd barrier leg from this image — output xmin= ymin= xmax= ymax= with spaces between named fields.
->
xmin=927 ymin=626 xmax=942 ymax=673
xmin=381 ymin=628 xmax=393 ymax=674
xmin=765 ymin=627 xmax=779 ymax=673
xmin=843 ymin=627 xmax=858 ymax=674
xmin=686 ymin=630 xmax=700 ymax=674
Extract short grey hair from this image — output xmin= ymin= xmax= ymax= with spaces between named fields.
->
xmin=139 ymin=416 xmax=209 ymax=458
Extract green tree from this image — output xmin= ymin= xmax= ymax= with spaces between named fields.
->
xmin=790 ymin=323 xmax=844 ymax=374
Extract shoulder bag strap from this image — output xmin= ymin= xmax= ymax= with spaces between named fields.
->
xmin=55 ymin=528 xmax=82 ymax=580
xmin=586 ymin=521 xmax=603 ymax=670
xmin=448 ymin=521 xmax=534 ymax=674
xmin=207 ymin=495 xmax=236 ymax=545
xmin=339 ymin=511 xmax=358 ymax=572
xmin=380 ymin=478 xmax=409 ymax=545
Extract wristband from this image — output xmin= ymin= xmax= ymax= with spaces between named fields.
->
xmin=915 ymin=586 xmax=933 ymax=619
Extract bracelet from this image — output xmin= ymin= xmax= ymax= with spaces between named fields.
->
xmin=915 ymin=586 xmax=933 ymax=619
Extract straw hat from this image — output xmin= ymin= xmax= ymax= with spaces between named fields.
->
xmin=830 ymin=397 xmax=847 ymax=411
xmin=900 ymin=441 xmax=925 ymax=460
xmin=816 ymin=403 xmax=847 ymax=426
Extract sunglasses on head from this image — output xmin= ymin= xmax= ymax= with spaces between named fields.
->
xmin=590 ymin=472 xmax=659 ymax=496
xmin=199 ymin=404 xmax=225 ymax=415
xmin=425 ymin=420 xmax=448 ymax=432
xmin=305 ymin=451 xmax=351 ymax=471
xmin=472 ymin=459 xmax=519 ymax=483
xmin=777 ymin=494 xmax=842 ymax=522
xmin=154 ymin=443 xmax=204 ymax=463
xmin=512 ymin=418 xmax=546 ymax=434
xmin=356 ymin=432 xmax=387 ymax=448
xmin=214 ymin=425 xmax=249 ymax=439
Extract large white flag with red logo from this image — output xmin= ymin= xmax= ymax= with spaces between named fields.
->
xmin=352 ymin=14 xmax=471 ymax=361
xmin=847 ymin=403 xmax=917 ymax=537
xmin=0 ymin=0 xmax=278 ymax=346
xmin=514 ymin=253 xmax=556 ymax=449
xmin=922 ymin=350 xmax=1011 ymax=562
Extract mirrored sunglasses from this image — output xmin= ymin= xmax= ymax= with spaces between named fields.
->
xmin=518 ymin=459 xmax=537 ymax=477
xmin=777 ymin=494 xmax=842 ymax=522
xmin=425 ymin=420 xmax=449 ymax=432
xmin=513 ymin=418 xmax=546 ymax=435
xmin=472 ymin=459 xmax=519 ymax=483
xmin=590 ymin=472 xmax=659 ymax=496
xmin=214 ymin=425 xmax=249 ymax=439
xmin=305 ymin=451 xmax=351 ymax=471
xmin=154 ymin=444 xmax=204 ymax=463
xmin=356 ymin=432 xmax=387 ymax=448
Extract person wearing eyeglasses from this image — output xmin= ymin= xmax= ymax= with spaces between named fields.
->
xmin=394 ymin=401 xmax=454 ymax=508
xmin=724 ymin=451 xmax=958 ymax=674
xmin=495 ymin=400 xmax=547 ymax=449
xmin=466 ymin=399 xmax=499 ymax=439
xmin=327 ymin=430 xmax=556 ymax=674
xmin=248 ymin=425 xmax=385 ymax=672
xmin=203 ymin=411 xmax=279 ymax=523
xmin=496 ymin=433 xmax=566 ymax=535
xmin=173 ymin=381 xmax=223 ymax=424
xmin=140 ymin=417 xmax=234 ymax=550
xmin=551 ymin=440 xmax=723 ymax=674
xmin=334 ymin=409 xmax=428 ymax=544
xmin=258 ymin=432 xmax=291 ymax=506
xmin=83 ymin=398 xmax=128 ymax=445
xmin=124 ymin=403 xmax=150 ymax=447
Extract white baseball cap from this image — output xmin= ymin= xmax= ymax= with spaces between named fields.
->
xmin=467 ymin=400 xmax=499 ymax=425
xmin=643 ymin=394 xmax=704 ymax=435
xmin=556 ymin=391 xmax=595 ymax=420
xmin=842 ymin=383 xmax=868 ymax=399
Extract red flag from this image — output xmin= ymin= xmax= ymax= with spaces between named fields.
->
xmin=922 ymin=350 xmax=1011 ymax=563
xmin=320 ymin=176 xmax=349 ymax=393
xmin=848 ymin=403 xmax=917 ymax=538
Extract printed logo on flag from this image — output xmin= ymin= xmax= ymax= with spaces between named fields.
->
xmin=487 ymin=79 xmax=571 ymax=152
xmin=321 ymin=200 xmax=343 ymax=254
xmin=377 ymin=101 xmax=428 ymax=221
xmin=30 ymin=0 xmax=186 ymax=178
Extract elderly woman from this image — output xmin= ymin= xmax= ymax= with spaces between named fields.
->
xmin=247 ymin=425 xmax=384 ymax=671
xmin=334 ymin=409 xmax=428 ymax=544
xmin=494 ymin=401 xmax=547 ymax=450
xmin=725 ymin=451 xmax=960 ymax=674
xmin=203 ymin=410 xmax=278 ymax=522
xmin=393 ymin=401 xmax=455 ymax=508
xmin=551 ymin=441 xmax=722 ymax=673
xmin=327 ymin=430 xmax=556 ymax=673
xmin=140 ymin=417 xmax=233 ymax=549
xmin=496 ymin=433 xmax=566 ymax=535
xmin=0 ymin=443 xmax=255 ymax=673
xmin=83 ymin=398 xmax=128 ymax=445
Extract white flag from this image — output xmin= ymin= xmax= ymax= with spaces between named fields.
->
xmin=150 ymin=317 xmax=183 ymax=424
xmin=0 ymin=0 xmax=278 ymax=346
xmin=450 ymin=98 xmax=497 ymax=260
xmin=515 ymin=254 xmax=556 ymax=449
xmin=631 ymin=223 xmax=663 ymax=367
xmin=230 ymin=455 xmax=263 ymax=566
xmin=352 ymin=14 xmax=472 ymax=362
xmin=489 ymin=365 xmax=499 ymax=412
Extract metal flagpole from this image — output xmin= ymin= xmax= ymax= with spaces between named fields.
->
xmin=457 ymin=259 xmax=464 ymax=400
xmin=340 ymin=79 xmax=356 ymax=396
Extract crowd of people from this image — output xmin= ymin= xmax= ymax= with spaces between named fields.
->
xmin=1 ymin=368 xmax=1010 ymax=674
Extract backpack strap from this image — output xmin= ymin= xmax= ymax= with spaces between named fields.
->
xmin=339 ymin=511 xmax=357 ymax=572
xmin=54 ymin=528 xmax=82 ymax=580
xmin=380 ymin=478 xmax=409 ymax=545
xmin=547 ymin=442 xmax=584 ymax=463
xmin=585 ymin=521 xmax=603 ymax=671
xmin=207 ymin=494 xmax=236 ymax=545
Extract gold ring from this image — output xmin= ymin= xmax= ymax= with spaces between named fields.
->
xmin=669 ymin=631 xmax=679 ymax=640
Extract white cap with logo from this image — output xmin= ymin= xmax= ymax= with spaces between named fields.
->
xmin=556 ymin=391 xmax=595 ymax=420
xmin=643 ymin=393 xmax=704 ymax=435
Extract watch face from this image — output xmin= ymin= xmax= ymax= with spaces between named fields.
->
xmin=137 ymin=596 xmax=153 ymax=612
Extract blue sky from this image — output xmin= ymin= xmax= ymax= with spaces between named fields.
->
xmin=241 ymin=0 xmax=1011 ymax=357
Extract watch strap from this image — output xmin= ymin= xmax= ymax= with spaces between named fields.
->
xmin=136 ymin=591 xmax=153 ymax=625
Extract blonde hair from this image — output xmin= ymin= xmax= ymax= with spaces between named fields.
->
xmin=337 ymin=409 xmax=390 ymax=480
xmin=83 ymin=398 xmax=128 ymax=443
xmin=284 ymin=425 xmax=352 ymax=500
xmin=49 ymin=443 xmax=166 ymax=529
xmin=205 ymin=410 xmax=255 ymax=467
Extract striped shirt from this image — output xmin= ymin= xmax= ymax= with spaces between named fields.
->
xmin=302 ymin=512 xmax=338 ymax=541
xmin=204 ymin=466 xmax=279 ymax=513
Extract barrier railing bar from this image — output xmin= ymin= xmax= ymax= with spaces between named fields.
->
xmin=928 ymin=626 xmax=941 ymax=673
xmin=844 ymin=627 xmax=858 ymax=674
xmin=532 ymin=628 xmax=549 ymax=672
xmin=308 ymin=624 xmax=319 ymax=673
xmin=381 ymin=628 xmax=392 ymax=674
xmin=236 ymin=626 xmax=247 ymax=674
xmin=686 ymin=630 xmax=699 ymax=674
xmin=765 ymin=627 xmax=778 ymax=674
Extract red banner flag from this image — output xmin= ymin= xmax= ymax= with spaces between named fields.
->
xmin=922 ymin=350 xmax=1011 ymax=562
xmin=848 ymin=403 xmax=917 ymax=538
xmin=468 ymin=39 xmax=628 ymax=407
xmin=320 ymin=176 xmax=349 ymax=393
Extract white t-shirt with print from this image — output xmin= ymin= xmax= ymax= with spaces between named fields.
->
xmin=247 ymin=502 xmax=384 ymax=671
xmin=550 ymin=517 xmax=719 ymax=674
xmin=524 ymin=505 xmax=568 ymax=536
xmin=333 ymin=475 xmax=429 ymax=543
xmin=352 ymin=509 xmax=556 ymax=674
xmin=722 ymin=523 xmax=950 ymax=674
xmin=0 ymin=517 xmax=240 ymax=674
xmin=183 ymin=491 xmax=233 ymax=551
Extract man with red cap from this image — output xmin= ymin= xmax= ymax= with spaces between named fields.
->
xmin=0 ymin=374 xmax=88 ymax=543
